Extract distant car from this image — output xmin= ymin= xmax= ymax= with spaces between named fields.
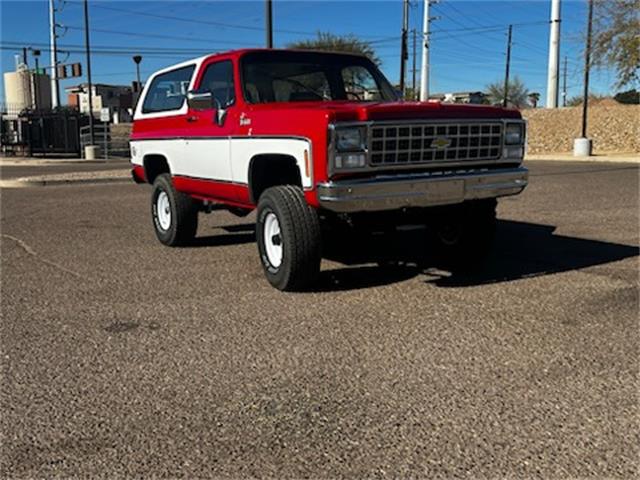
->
xmin=130 ymin=49 xmax=528 ymax=291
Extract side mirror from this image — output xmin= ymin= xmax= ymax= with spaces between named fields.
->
xmin=186 ymin=90 xmax=213 ymax=110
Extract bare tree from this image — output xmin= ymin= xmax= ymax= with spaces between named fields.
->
xmin=287 ymin=32 xmax=380 ymax=66
xmin=592 ymin=0 xmax=640 ymax=88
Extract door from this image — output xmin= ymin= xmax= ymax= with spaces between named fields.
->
xmin=182 ymin=59 xmax=238 ymax=201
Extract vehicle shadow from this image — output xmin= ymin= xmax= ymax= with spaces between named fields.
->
xmin=317 ymin=220 xmax=639 ymax=291
xmin=188 ymin=223 xmax=256 ymax=248
xmin=189 ymin=232 xmax=255 ymax=248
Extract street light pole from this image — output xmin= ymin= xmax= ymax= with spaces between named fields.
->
xmin=83 ymin=0 xmax=94 ymax=146
xmin=133 ymin=55 xmax=142 ymax=87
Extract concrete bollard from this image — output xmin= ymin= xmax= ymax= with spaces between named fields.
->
xmin=84 ymin=145 xmax=100 ymax=160
xmin=573 ymin=137 xmax=593 ymax=157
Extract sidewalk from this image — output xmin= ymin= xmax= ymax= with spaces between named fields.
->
xmin=525 ymin=152 xmax=639 ymax=163
xmin=0 ymin=156 xmax=129 ymax=167
xmin=0 ymin=169 xmax=131 ymax=188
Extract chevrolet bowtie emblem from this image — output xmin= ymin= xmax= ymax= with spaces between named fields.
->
xmin=430 ymin=137 xmax=451 ymax=149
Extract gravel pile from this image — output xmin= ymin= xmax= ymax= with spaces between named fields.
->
xmin=111 ymin=105 xmax=640 ymax=156
xmin=522 ymin=104 xmax=640 ymax=154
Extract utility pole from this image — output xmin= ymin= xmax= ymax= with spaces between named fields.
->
xmin=419 ymin=0 xmax=431 ymax=101
xmin=574 ymin=0 xmax=594 ymax=156
xmin=83 ymin=0 xmax=94 ymax=146
xmin=411 ymin=29 xmax=417 ymax=100
xmin=503 ymin=24 xmax=513 ymax=108
xmin=265 ymin=0 xmax=273 ymax=48
xmin=581 ymin=0 xmax=593 ymax=138
xmin=562 ymin=55 xmax=567 ymax=107
xmin=49 ymin=0 xmax=60 ymax=108
xmin=546 ymin=0 xmax=561 ymax=108
xmin=399 ymin=0 xmax=409 ymax=97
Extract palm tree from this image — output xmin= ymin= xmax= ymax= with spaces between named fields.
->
xmin=528 ymin=92 xmax=541 ymax=108
xmin=485 ymin=76 xmax=529 ymax=108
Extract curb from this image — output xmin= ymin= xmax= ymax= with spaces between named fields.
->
xmin=0 ymin=158 xmax=130 ymax=167
xmin=525 ymin=154 xmax=640 ymax=163
xmin=0 ymin=177 xmax=131 ymax=188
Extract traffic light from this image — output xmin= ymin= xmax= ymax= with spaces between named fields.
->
xmin=71 ymin=63 xmax=82 ymax=77
xmin=57 ymin=64 xmax=67 ymax=78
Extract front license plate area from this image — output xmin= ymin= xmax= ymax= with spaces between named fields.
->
xmin=425 ymin=179 xmax=464 ymax=202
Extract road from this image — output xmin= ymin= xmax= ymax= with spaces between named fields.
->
xmin=1 ymin=161 xmax=638 ymax=478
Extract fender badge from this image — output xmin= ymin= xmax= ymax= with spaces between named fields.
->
xmin=430 ymin=137 xmax=451 ymax=149
xmin=239 ymin=113 xmax=251 ymax=126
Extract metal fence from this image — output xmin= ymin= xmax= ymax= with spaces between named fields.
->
xmin=1 ymin=109 xmax=90 ymax=157
xmin=79 ymin=124 xmax=130 ymax=159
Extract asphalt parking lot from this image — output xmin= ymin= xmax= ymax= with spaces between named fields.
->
xmin=1 ymin=160 xmax=638 ymax=478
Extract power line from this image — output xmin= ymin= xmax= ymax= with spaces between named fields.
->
xmin=433 ymin=2 xmax=505 ymax=43
xmin=73 ymin=1 xmax=395 ymax=40
xmin=62 ymin=25 xmax=258 ymax=47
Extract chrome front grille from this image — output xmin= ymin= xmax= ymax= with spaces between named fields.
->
xmin=369 ymin=122 xmax=503 ymax=166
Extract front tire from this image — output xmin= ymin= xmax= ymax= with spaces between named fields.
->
xmin=256 ymin=185 xmax=321 ymax=291
xmin=151 ymin=173 xmax=198 ymax=246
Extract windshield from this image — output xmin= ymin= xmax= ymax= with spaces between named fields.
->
xmin=241 ymin=51 xmax=397 ymax=104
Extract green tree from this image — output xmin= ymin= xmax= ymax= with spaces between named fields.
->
xmin=592 ymin=0 xmax=640 ymax=88
xmin=614 ymin=89 xmax=640 ymax=104
xmin=528 ymin=92 xmax=541 ymax=108
xmin=287 ymin=32 xmax=381 ymax=66
xmin=485 ymin=76 xmax=529 ymax=108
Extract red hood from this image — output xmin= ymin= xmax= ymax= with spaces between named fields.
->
xmin=248 ymin=100 xmax=521 ymax=122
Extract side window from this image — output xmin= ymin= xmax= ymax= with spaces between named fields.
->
xmin=341 ymin=66 xmax=382 ymax=101
xmin=198 ymin=60 xmax=235 ymax=107
xmin=142 ymin=65 xmax=195 ymax=113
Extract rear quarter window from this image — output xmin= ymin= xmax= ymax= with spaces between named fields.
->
xmin=142 ymin=65 xmax=196 ymax=114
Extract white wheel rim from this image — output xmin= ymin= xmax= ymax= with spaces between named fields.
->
xmin=263 ymin=212 xmax=283 ymax=268
xmin=156 ymin=191 xmax=171 ymax=231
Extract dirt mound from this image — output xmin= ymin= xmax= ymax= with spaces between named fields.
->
xmin=522 ymin=104 xmax=640 ymax=154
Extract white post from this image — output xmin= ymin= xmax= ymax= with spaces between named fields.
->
xmin=419 ymin=0 xmax=430 ymax=101
xmin=546 ymin=0 xmax=561 ymax=108
xmin=49 ymin=0 xmax=59 ymax=108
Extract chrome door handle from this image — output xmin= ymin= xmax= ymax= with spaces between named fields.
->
xmin=186 ymin=116 xmax=198 ymax=123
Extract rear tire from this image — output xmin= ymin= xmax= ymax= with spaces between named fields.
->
xmin=256 ymin=185 xmax=321 ymax=291
xmin=430 ymin=199 xmax=497 ymax=265
xmin=151 ymin=173 xmax=198 ymax=246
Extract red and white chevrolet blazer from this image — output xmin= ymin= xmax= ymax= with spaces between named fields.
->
xmin=131 ymin=49 xmax=528 ymax=291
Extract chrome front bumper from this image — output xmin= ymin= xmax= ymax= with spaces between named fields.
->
xmin=317 ymin=167 xmax=528 ymax=213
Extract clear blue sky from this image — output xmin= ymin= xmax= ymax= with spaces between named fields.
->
xmin=0 ymin=0 xmax=618 ymax=107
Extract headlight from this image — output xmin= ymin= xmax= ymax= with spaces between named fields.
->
xmin=505 ymin=123 xmax=524 ymax=145
xmin=336 ymin=127 xmax=366 ymax=152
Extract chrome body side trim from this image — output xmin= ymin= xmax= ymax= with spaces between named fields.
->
xmin=316 ymin=166 xmax=528 ymax=212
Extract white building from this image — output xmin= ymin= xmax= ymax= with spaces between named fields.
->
xmin=65 ymin=83 xmax=133 ymax=123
